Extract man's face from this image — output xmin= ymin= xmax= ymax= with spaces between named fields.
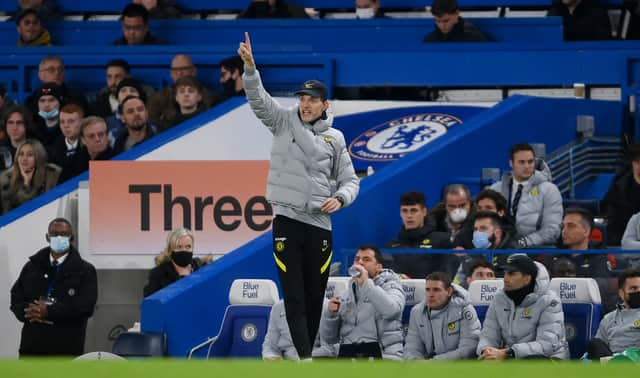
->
xmin=17 ymin=13 xmax=43 ymax=43
xmin=477 ymin=198 xmax=505 ymax=217
xmin=219 ymin=66 xmax=239 ymax=84
xmin=445 ymin=192 xmax=470 ymax=218
xmin=434 ymin=11 xmax=460 ymax=34
xmin=81 ymin=122 xmax=109 ymax=157
xmin=59 ymin=111 xmax=82 ymax=139
xmin=353 ymin=248 xmax=382 ymax=278
xmin=121 ymin=98 xmax=148 ymax=129
xmin=632 ymin=160 xmax=640 ymax=180
xmin=122 ymin=16 xmax=148 ymax=45
xmin=467 ymin=267 xmax=496 ymax=286
xmin=561 ymin=213 xmax=590 ymax=249
xmin=400 ymin=204 xmax=427 ymax=230
xmin=175 ymin=85 xmax=202 ymax=109
xmin=170 ymin=55 xmax=196 ymax=82
xmin=619 ymin=277 xmax=640 ymax=307
xmin=38 ymin=59 xmax=64 ymax=85
xmin=503 ymin=270 xmax=531 ymax=291
xmin=107 ymin=66 xmax=128 ymax=95
xmin=425 ymin=280 xmax=452 ymax=310
xmin=5 ymin=112 xmax=27 ymax=143
xmin=298 ymin=95 xmax=328 ymax=123
xmin=473 ymin=217 xmax=501 ymax=246
xmin=510 ymin=150 xmax=535 ymax=182
xmin=38 ymin=95 xmax=60 ymax=113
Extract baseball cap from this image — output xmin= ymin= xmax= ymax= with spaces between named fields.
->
xmin=295 ymin=80 xmax=327 ymax=100
xmin=501 ymin=254 xmax=538 ymax=277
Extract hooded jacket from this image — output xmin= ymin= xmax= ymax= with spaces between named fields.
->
xmin=594 ymin=305 xmax=640 ymax=353
xmin=243 ymin=67 xmax=359 ymax=229
xmin=320 ymin=269 xmax=405 ymax=360
xmin=477 ymin=262 xmax=570 ymax=359
xmin=490 ymin=170 xmax=563 ymax=247
xmin=404 ymin=284 xmax=481 ymax=360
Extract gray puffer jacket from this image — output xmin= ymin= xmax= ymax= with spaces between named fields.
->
xmin=489 ymin=170 xmax=562 ymax=247
xmin=320 ymin=269 xmax=405 ymax=360
xmin=477 ymin=262 xmax=570 ymax=359
xmin=404 ymin=284 xmax=481 ymax=360
xmin=243 ymin=67 xmax=359 ymax=214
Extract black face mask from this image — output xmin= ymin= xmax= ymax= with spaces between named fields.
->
xmin=628 ymin=291 xmax=640 ymax=309
xmin=253 ymin=2 xmax=271 ymax=16
xmin=172 ymin=251 xmax=193 ymax=268
xmin=504 ymin=279 xmax=535 ymax=307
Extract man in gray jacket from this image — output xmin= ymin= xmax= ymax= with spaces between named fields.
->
xmin=404 ymin=272 xmax=481 ymax=360
xmin=478 ymin=254 xmax=569 ymax=360
xmin=490 ymin=143 xmax=562 ymax=248
xmin=320 ymin=245 xmax=405 ymax=359
xmin=238 ymin=33 xmax=359 ymax=360
xmin=587 ymin=268 xmax=640 ymax=359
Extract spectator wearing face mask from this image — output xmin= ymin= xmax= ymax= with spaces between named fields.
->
xmin=219 ymin=56 xmax=245 ymax=100
xmin=143 ymin=228 xmax=208 ymax=297
xmin=587 ymin=268 xmax=640 ymax=360
xmin=354 ymin=0 xmax=386 ymax=19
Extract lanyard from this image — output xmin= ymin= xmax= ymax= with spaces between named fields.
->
xmin=46 ymin=262 xmax=61 ymax=297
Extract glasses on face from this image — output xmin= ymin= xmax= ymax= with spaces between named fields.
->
xmin=40 ymin=66 xmax=64 ymax=74
xmin=123 ymin=23 xmax=145 ymax=32
xmin=84 ymin=130 xmax=107 ymax=140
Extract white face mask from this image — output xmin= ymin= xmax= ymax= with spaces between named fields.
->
xmin=355 ymin=7 xmax=375 ymax=19
xmin=449 ymin=208 xmax=468 ymax=224
xmin=49 ymin=236 xmax=70 ymax=253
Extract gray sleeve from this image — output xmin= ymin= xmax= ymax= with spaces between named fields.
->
xmin=319 ymin=306 xmax=341 ymax=345
xmin=434 ymin=305 xmax=481 ymax=360
xmin=594 ymin=314 xmax=610 ymax=346
xmin=242 ymin=66 xmax=287 ymax=135
xmin=523 ymin=183 xmax=563 ymax=246
xmin=621 ymin=213 xmax=640 ymax=250
xmin=511 ymin=296 xmax=566 ymax=358
xmin=332 ymin=133 xmax=359 ymax=207
xmin=360 ymin=279 xmax=405 ymax=320
xmin=403 ymin=305 xmax=428 ymax=360
xmin=262 ymin=304 xmax=283 ymax=359
xmin=477 ymin=300 xmax=502 ymax=355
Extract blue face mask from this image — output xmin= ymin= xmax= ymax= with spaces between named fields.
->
xmin=38 ymin=109 xmax=60 ymax=121
xmin=49 ymin=236 xmax=70 ymax=253
xmin=472 ymin=231 xmax=492 ymax=249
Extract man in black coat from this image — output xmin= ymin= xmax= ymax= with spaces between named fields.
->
xmin=10 ymin=218 xmax=98 ymax=357
xmin=604 ymin=145 xmax=640 ymax=245
xmin=424 ymin=0 xmax=489 ymax=42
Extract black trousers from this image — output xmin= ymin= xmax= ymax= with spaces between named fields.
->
xmin=272 ymin=215 xmax=332 ymax=359
xmin=587 ymin=338 xmax=613 ymax=359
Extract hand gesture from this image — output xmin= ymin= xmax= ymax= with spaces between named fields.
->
xmin=237 ymin=32 xmax=255 ymax=68
xmin=327 ymin=296 xmax=341 ymax=313
xmin=321 ymin=197 xmax=342 ymax=214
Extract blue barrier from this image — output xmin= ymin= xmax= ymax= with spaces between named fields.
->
xmin=0 ymin=18 xmax=563 ymax=47
xmin=139 ymin=95 xmax=624 ymax=356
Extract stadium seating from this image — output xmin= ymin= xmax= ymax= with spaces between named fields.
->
xmin=549 ymin=277 xmax=602 ymax=359
xmin=401 ymin=279 xmax=426 ymax=325
xmin=188 ymin=278 xmax=279 ymax=359
xmin=468 ymin=279 xmax=504 ymax=323
xmin=111 ymin=331 xmax=167 ymax=358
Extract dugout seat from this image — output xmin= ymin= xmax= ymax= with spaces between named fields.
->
xmin=549 ymin=277 xmax=602 ymax=359
xmin=468 ymin=279 xmax=504 ymax=324
xmin=188 ymin=278 xmax=279 ymax=359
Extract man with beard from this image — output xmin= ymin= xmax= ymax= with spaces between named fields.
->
xmin=388 ymin=191 xmax=450 ymax=278
xmin=113 ymin=96 xmax=156 ymax=154
xmin=91 ymin=59 xmax=131 ymax=118
xmin=219 ymin=56 xmax=245 ymax=100
xmin=477 ymin=254 xmax=569 ymax=360
xmin=587 ymin=268 xmax=640 ymax=359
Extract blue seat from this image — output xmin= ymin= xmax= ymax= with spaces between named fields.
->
xmin=401 ymin=279 xmax=425 ymax=327
xmin=468 ymin=279 xmax=504 ymax=324
xmin=111 ymin=331 xmax=166 ymax=358
xmin=549 ymin=278 xmax=602 ymax=359
xmin=188 ymin=279 xmax=279 ymax=359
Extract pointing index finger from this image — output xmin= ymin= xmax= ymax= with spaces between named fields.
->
xmin=244 ymin=32 xmax=251 ymax=48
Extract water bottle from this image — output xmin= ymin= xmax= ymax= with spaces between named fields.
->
xmin=348 ymin=266 xmax=361 ymax=278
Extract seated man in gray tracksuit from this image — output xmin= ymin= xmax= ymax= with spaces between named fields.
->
xmin=477 ymin=254 xmax=569 ymax=360
xmin=262 ymin=300 xmax=338 ymax=360
xmin=320 ymin=244 xmax=405 ymax=360
xmin=404 ymin=272 xmax=481 ymax=360
xmin=587 ymin=268 xmax=640 ymax=359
